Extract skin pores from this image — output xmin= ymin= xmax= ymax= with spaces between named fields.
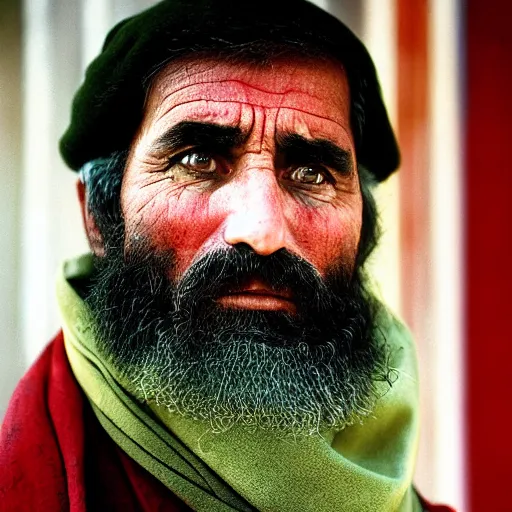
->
xmin=120 ymin=56 xmax=362 ymax=310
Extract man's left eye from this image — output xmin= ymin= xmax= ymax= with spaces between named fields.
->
xmin=285 ymin=166 xmax=328 ymax=185
xmin=178 ymin=151 xmax=218 ymax=173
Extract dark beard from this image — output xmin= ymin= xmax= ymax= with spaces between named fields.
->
xmin=85 ymin=236 xmax=390 ymax=435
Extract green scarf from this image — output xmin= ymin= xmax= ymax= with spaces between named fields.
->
xmin=57 ymin=254 xmax=422 ymax=512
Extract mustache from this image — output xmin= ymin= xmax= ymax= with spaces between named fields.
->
xmin=172 ymin=244 xmax=351 ymax=317
xmin=86 ymin=237 xmax=387 ymax=434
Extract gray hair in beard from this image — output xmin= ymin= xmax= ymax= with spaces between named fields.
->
xmin=85 ymin=242 xmax=392 ymax=436
xmin=81 ymin=151 xmax=392 ymax=436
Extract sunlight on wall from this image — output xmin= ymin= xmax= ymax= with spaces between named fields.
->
xmin=0 ymin=0 xmax=24 ymax=419
xmin=21 ymin=0 xmax=88 ymax=367
xmin=429 ymin=0 xmax=465 ymax=508
xmin=362 ymin=0 xmax=401 ymax=317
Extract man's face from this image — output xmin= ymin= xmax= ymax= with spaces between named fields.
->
xmin=121 ymin=56 xmax=362 ymax=297
xmin=85 ymin=56 xmax=386 ymax=436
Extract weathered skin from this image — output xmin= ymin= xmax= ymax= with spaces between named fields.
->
xmin=82 ymin=56 xmax=363 ymax=312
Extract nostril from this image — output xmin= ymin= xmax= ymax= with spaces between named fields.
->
xmin=232 ymin=242 xmax=256 ymax=253
xmin=222 ymin=173 xmax=287 ymax=255
xmin=223 ymin=211 xmax=286 ymax=256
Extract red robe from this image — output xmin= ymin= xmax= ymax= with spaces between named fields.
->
xmin=0 ymin=333 xmax=455 ymax=512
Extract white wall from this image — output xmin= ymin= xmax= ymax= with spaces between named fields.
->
xmin=427 ymin=0 xmax=465 ymax=507
xmin=0 ymin=0 xmax=24 ymax=420
xmin=20 ymin=0 xmax=88 ymax=370
xmin=19 ymin=0 xmax=161 ymax=369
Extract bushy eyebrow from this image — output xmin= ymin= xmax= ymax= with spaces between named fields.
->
xmin=150 ymin=121 xmax=354 ymax=176
xmin=276 ymin=133 xmax=354 ymax=176
xmin=151 ymin=121 xmax=247 ymax=154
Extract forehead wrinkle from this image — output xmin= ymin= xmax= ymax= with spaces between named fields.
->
xmin=154 ymin=74 xmax=335 ymax=101
xmin=151 ymin=81 xmax=343 ymax=119
xmin=157 ymin=79 xmax=329 ymax=106
xmin=153 ymin=99 xmax=347 ymax=133
xmin=276 ymin=106 xmax=354 ymax=151
xmin=154 ymin=99 xmax=242 ymax=128
xmin=146 ymin=103 xmax=248 ymax=151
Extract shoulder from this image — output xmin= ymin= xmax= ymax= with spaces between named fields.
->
xmin=0 ymin=333 xmax=84 ymax=511
xmin=0 ymin=335 xmax=60 ymax=450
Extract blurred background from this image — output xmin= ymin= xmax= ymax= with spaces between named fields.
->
xmin=1 ymin=0 xmax=510 ymax=510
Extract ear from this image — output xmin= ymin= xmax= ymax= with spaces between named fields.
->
xmin=76 ymin=179 xmax=105 ymax=257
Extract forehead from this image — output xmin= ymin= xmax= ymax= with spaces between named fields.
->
xmin=138 ymin=55 xmax=353 ymax=148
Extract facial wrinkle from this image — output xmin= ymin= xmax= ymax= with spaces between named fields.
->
xmin=239 ymin=103 xmax=255 ymax=140
xmin=244 ymin=106 xmax=268 ymax=154
xmin=145 ymin=92 xmax=349 ymax=152
xmin=154 ymin=100 xmax=346 ymax=132
xmin=237 ymin=106 xmax=283 ymax=160
xmin=158 ymin=78 xmax=322 ymax=104
xmin=122 ymin=56 xmax=362 ymax=285
xmin=261 ymin=107 xmax=279 ymax=156
xmin=155 ymin=86 xmax=343 ymax=125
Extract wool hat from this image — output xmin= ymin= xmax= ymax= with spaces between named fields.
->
xmin=60 ymin=0 xmax=400 ymax=181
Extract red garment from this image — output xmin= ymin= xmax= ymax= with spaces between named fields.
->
xmin=0 ymin=332 xmax=189 ymax=511
xmin=0 ymin=333 xmax=455 ymax=512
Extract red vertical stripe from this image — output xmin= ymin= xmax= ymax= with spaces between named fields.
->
xmin=466 ymin=1 xmax=512 ymax=510
xmin=397 ymin=0 xmax=433 ymax=497
xmin=397 ymin=0 xmax=430 ymax=334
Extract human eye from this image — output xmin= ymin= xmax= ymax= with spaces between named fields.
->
xmin=174 ymin=150 xmax=218 ymax=174
xmin=165 ymin=149 xmax=229 ymax=183
xmin=282 ymin=165 xmax=332 ymax=185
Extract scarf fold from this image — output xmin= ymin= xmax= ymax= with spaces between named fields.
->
xmin=57 ymin=254 xmax=422 ymax=512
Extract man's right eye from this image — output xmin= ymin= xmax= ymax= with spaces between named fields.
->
xmin=177 ymin=151 xmax=218 ymax=173
xmin=164 ymin=150 xmax=229 ymax=182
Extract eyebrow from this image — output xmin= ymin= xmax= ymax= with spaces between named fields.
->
xmin=151 ymin=121 xmax=247 ymax=155
xmin=150 ymin=121 xmax=354 ymax=176
xmin=276 ymin=133 xmax=354 ymax=176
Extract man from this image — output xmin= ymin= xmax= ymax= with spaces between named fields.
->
xmin=0 ymin=0 xmax=454 ymax=510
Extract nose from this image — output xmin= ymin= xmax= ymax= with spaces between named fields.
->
xmin=223 ymin=169 xmax=287 ymax=256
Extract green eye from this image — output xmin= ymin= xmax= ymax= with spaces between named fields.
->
xmin=287 ymin=166 xmax=327 ymax=184
xmin=179 ymin=151 xmax=217 ymax=173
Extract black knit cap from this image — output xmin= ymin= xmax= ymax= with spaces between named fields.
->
xmin=60 ymin=0 xmax=400 ymax=181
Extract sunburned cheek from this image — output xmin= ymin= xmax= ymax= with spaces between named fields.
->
xmin=289 ymin=205 xmax=361 ymax=273
xmin=128 ymin=193 xmax=225 ymax=276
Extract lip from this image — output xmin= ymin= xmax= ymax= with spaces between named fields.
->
xmin=217 ymin=278 xmax=296 ymax=313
